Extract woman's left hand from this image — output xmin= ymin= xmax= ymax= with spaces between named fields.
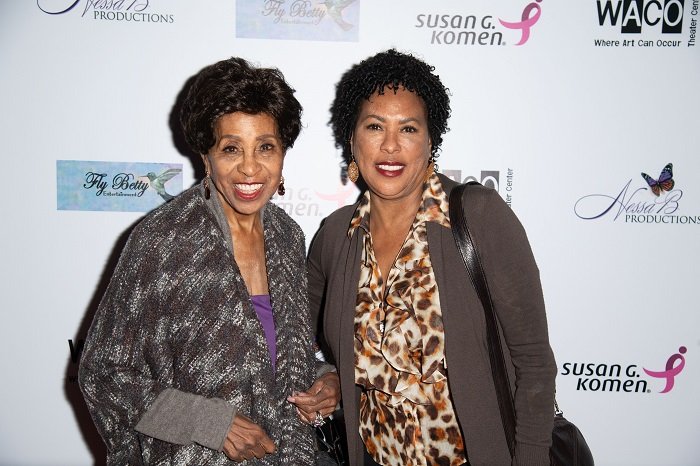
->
xmin=287 ymin=371 xmax=341 ymax=425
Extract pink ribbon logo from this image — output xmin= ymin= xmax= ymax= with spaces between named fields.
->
xmin=315 ymin=184 xmax=356 ymax=208
xmin=499 ymin=0 xmax=542 ymax=46
xmin=643 ymin=346 xmax=687 ymax=393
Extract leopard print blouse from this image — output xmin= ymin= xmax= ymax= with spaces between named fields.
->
xmin=349 ymin=174 xmax=467 ymax=466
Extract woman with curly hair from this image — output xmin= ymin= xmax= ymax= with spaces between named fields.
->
xmin=79 ymin=56 xmax=340 ymax=465
xmin=308 ymin=49 xmax=556 ymax=465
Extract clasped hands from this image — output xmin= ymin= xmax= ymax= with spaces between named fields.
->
xmin=287 ymin=371 xmax=340 ymax=426
xmin=222 ymin=371 xmax=341 ymax=462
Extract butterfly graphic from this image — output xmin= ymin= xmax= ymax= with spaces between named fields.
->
xmin=641 ymin=163 xmax=674 ymax=196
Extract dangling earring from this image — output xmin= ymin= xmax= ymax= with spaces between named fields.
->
xmin=277 ymin=176 xmax=285 ymax=196
xmin=425 ymin=157 xmax=436 ymax=181
xmin=203 ymin=171 xmax=211 ymax=200
xmin=347 ymin=156 xmax=359 ymax=183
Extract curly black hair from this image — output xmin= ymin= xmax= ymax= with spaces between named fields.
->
xmin=180 ymin=57 xmax=302 ymax=155
xmin=329 ymin=49 xmax=451 ymax=168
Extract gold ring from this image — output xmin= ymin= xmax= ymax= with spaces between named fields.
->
xmin=311 ymin=411 xmax=325 ymax=427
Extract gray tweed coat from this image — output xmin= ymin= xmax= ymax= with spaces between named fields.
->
xmin=79 ymin=183 xmax=316 ymax=465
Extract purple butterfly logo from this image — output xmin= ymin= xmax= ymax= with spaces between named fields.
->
xmin=641 ymin=163 xmax=674 ymax=196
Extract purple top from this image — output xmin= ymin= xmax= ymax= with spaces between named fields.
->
xmin=251 ymin=295 xmax=276 ymax=372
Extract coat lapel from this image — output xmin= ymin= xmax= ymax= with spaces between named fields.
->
xmin=336 ymin=227 xmax=366 ymax=462
xmin=263 ymin=209 xmax=299 ymax=385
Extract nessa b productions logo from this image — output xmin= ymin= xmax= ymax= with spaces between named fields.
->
xmin=574 ymin=162 xmax=700 ymax=225
xmin=594 ymin=0 xmax=689 ymax=48
xmin=414 ymin=0 xmax=543 ymax=47
xmin=236 ymin=0 xmax=360 ymax=42
xmin=37 ymin=0 xmax=175 ymax=24
xmin=57 ymin=160 xmax=183 ymax=212
xmin=560 ymin=346 xmax=688 ymax=394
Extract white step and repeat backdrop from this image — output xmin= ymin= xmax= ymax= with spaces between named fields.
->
xmin=1 ymin=1 xmax=698 ymax=464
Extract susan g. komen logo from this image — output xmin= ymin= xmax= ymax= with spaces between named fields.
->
xmin=499 ymin=0 xmax=543 ymax=45
xmin=574 ymin=162 xmax=700 ymax=224
xmin=560 ymin=346 xmax=688 ymax=394
xmin=643 ymin=346 xmax=687 ymax=393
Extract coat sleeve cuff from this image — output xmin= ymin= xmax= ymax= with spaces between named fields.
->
xmin=135 ymin=388 xmax=237 ymax=452
xmin=513 ymin=443 xmax=550 ymax=466
xmin=315 ymin=362 xmax=337 ymax=378
xmin=192 ymin=396 xmax=237 ymax=451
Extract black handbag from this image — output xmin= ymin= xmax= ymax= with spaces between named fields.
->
xmin=315 ymin=413 xmax=347 ymax=465
xmin=449 ymin=182 xmax=594 ymax=466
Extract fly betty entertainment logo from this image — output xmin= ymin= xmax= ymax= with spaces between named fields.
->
xmin=57 ymin=160 xmax=183 ymax=212
xmin=36 ymin=0 xmax=175 ymax=24
xmin=560 ymin=346 xmax=688 ymax=394
xmin=594 ymin=0 xmax=697 ymax=48
xmin=573 ymin=163 xmax=700 ymax=225
xmin=236 ymin=0 xmax=360 ymax=42
xmin=414 ymin=0 xmax=544 ymax=47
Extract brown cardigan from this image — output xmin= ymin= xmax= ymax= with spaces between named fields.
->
xmin=307 ymin=174 xmax=556 ymax=466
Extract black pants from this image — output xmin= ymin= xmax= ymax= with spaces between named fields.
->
xmin=363 ymin=450 xmax=382 ymax=466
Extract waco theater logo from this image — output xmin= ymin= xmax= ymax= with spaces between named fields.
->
xmin=597 ymin=0 xmax=685 ymax=33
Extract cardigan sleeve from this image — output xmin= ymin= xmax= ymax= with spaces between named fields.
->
xmin=307 ymin=222 xmax=329 ymax=353
xmin=79 ymin=224 xmax=236 ymax=460
xmin=463 ymin=187 xmax=557 ymax=466
xmin=135 ymin=388 xmax=236 ymax=451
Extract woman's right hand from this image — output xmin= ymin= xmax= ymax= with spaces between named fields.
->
xmin=287 ymin=371 xmax=341 ymax=424
xmin=223 ymin=413 xmax=276 ymax=462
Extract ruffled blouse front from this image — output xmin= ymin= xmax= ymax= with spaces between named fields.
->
xmin=350 ymin=174 xmax=466 ymax=466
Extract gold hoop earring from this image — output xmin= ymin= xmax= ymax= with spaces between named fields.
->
xmin=277 ymin=176 xmax=285 ymax=196
xmin=203 ymin=172 xmax=211 ymax=200
xmin=425 ymin=157 xmax=436 ymax=181
xmin=347 ymin=158 xmax=359 ymax=183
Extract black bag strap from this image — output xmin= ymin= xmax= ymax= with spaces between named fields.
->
xmin=448 ymin=182 xmax=517 ymax=458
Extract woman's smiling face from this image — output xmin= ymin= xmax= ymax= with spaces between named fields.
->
xmin=202 ymin=112 xmax=284 ymax=223
xmin=351 ymin=88 xmax=431 ymax=202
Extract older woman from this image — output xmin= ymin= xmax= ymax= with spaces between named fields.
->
xmin=79 ymin=57 xmax=339 ymax=465
xmin=307 ymin=49 xmax=557 ymax=466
